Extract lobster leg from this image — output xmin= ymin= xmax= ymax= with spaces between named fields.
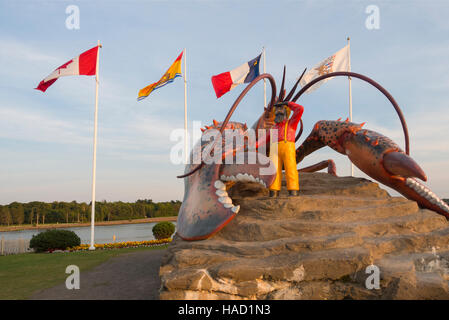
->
xmin=299 ymin=160 xmax=337 ymax=176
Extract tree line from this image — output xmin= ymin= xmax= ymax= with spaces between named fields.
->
xmin=0 ymin=199 xmax=181 ymax=226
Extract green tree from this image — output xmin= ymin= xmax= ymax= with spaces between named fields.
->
xmin=0 ymin=207 xmax=12 ymax=226
xmin=0 ymin=199 xmax=180 ymax=226
xmin=80 ymin=203 xmax=88 ymax=222
xmin=29 ymin=207 xmax=35 ymax=224
xmin=9 ymin=203 xmax=25 ymax=225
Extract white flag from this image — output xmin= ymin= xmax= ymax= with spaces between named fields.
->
xmin=300 ymin=45 xmax=350 ymax=93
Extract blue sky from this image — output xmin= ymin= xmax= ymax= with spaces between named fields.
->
xmin=1 ymin=0 xmax=449 ymax=204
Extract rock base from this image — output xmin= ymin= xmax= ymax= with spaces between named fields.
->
xmin=160 ymin=173 xmax=449 ymax=299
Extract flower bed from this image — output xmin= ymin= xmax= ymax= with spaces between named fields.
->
xmin=68 ymin=238 xmax=172 ymax=251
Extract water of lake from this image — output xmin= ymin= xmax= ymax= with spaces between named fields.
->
xmin=0 ymin=222 xmax=177 ymax=244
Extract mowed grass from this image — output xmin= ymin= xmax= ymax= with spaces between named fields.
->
xmin=0 ymin=245 xmax=168 ymax=300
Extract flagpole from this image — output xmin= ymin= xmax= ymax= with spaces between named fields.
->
xmin=89 ymin=40 xmax=101 ymax=251
xmin=347 ymin=37 xmax=354 ymax=177
xmin=183 ymin=48 xmax=188 ymax=164
xmin=263 ymin=47 xmax=267 ymax=108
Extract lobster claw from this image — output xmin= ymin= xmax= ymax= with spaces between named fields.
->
xmin=383 ymin=152 xmax=427 ymax=181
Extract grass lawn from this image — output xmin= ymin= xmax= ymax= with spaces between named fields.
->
xmin=0 ymin=245 xmax=168 ymax=300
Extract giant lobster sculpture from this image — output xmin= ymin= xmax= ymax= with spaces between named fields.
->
xmin=176 ymin=69 xmax=449 ymax=241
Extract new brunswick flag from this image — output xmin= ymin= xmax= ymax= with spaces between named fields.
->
xmin=138 ymin=51 xmax=183 ymax=101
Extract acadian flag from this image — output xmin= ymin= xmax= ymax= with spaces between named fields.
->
xmin=300 ymin=45 xmax=350 ymax=93
xmin=35 ymin=46 xmax=99 ymax=92
xmin=138 ymin=51 xmax=183 ymax=101
xmin=211 ymin=53 xmax=261 ymax=98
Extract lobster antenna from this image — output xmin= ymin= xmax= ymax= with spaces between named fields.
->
xmin=278 ymin=65 xmax=286 ymax=101
xmin=177 ymin=73 xmax=277 ymax=179
xmin=291 ymin=71 xmax=410 ymax=155
xmin=295 ymin=118 xmax=304 ymax=142
xmin=284 ymin=67 xmax=307 ymax=101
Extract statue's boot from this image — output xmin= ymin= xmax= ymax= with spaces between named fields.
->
xmin=269 ymin=190 xmax=279 ymax=198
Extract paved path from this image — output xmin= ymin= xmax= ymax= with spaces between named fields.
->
xmin=30 ymin=249 xmax=166 ymax=300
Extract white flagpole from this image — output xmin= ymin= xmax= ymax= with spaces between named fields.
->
xmin=347 ymin=37 xmax=354 ymax=177
xmin=263 ymin=47 xmax=267 ymax=108
xmin=89 ymin=40 xmax=101 ymax=251
xmin=183 ymin=48 xmax=188 ymax=164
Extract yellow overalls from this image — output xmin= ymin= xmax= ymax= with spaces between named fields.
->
xmin=269 ymin=117 xmax=300 ymax=192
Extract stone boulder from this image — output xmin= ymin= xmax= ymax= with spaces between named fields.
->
xmin=159 ymin=172 xmax=449 ymax=299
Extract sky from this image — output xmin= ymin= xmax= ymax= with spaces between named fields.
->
xmin=1 ymin=0 xmax=449 ymax=204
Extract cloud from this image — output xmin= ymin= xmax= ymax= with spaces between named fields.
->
xmin=0 ymin=105 xmax=91 ymax=145
xmin=0 ymin=101 xmax=187 ymax=159
xmin=0 ymin=38 xmax=59 ymax=63
xmin=363 ymin=108 xmax=449 ymax=158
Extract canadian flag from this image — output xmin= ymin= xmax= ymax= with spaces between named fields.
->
xmin=35 ymin=46 xmax=99 ymax=92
